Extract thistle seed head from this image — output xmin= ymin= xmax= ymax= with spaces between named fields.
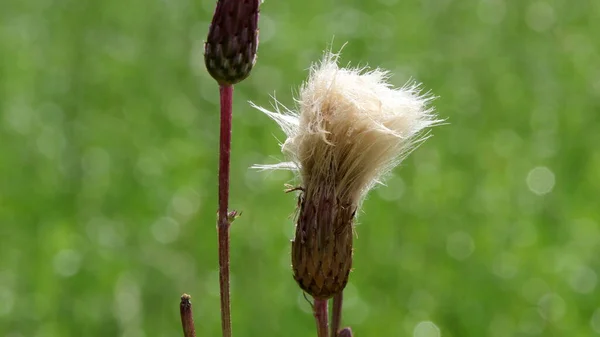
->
xmin=204 ymin=0 xmax=260 ymax=85
xmin=254 ymin=50 xmax=439 ymax=299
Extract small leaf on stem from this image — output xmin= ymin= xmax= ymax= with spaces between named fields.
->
xmin=227 ymin=210 xmax=242 ymax=223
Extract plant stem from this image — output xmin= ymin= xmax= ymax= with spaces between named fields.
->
xmin=218 ymin=84 xmax=234 ymax=337
xmin=180 ymin=294 xmax=197 ymax=337
xmin=314 ymin=298 xmax=329 ymax=337
xmin=330 ymin=293 xmax=343 ymax=337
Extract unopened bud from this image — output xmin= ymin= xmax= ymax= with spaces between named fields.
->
xmin=338 ymin=328 xmax=353 ymax=337
xmin=204 ymin=0 xmax=260 ymax=85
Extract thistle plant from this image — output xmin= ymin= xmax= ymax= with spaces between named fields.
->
xmin=253 ymin=51 xmax=439 ymax=336
xmin=182 ymin=1 xmax=438 ymax=337
xmin=179 ymin=1 xmax=259 ymax=337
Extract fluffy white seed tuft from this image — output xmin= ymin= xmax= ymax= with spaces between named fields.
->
xmin=253 ymin=51 xmax=439 ymax=206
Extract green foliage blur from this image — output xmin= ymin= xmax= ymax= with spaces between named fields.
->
xmin=1 ymin=0 xmax=599 ymax=336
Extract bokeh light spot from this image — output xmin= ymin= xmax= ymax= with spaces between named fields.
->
xmin=568 ymin=265 xmax=597 ymax=294
xmin=53 ymin=249 xmax=82 ymax=277
xmin=526 ymin=166 xmax=555 ymax=195
xmin=518 ymin=308 xmax=545 ymax=335
xmin=526 ymin=2 xmax=555 ymax=32
xmin=136 ymin=149 xmax=164 ymax=178
xmin=446 ymin=231 xmax=475 ymax=261
xmin=4 ymin=100 xmax=34 ymax=135
xmin=151 ymin=217 xmax=180 ymax=244
xmin=493 ymin=253 xmax=519 ymax=279
xmin=36 ymin=126 xmax=66 ymax=159
xmin=477 ymin=0 xmax=506 ymax=25
xmin=413 ymin=321 xmax=441 ymax=337
xmin=82 ymin=147 xmax=111 ymax=178
xmin=377 ymin=174 xmax=405 ymax=201
xmin=296 ymin=292 xmax=313 ymax=314
xmin=113 ymin=274 xmax=141 ymax=324
xmin=521 ymin=278 xmax=550 ymax=304
xmin=512 ymin=221 xmax=539 ymax=247
xmin=408 ymin=290 xmax=437 ymax=315
xmin=258 ymin=14 xmax=276 ymax=44
xmin=493 ymin=130 xmax=522 ymax=158
xmin=591 ymin=308 xmax=600 ymax=333
xmin=538 ymin=293 xmax=566 ymax=322
xmin=121 ymin=326 xmax=146 ymax=337
xmin=377 ymin=0 xmax=399 ymax=6
xmin=343 ymin=283 xmax=370 ymax=324
xmin=170 ymin=187 xmax=202 ymax=220
xmin=488 ymin=314 xmax=515 ymax=337
xmin=0 ymin=286 xmax=15 ymax=316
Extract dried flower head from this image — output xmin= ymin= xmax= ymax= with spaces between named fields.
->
xmin=254 ymin=51 xmax=439 ymax=299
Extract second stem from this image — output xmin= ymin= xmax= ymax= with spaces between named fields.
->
xmin=331 ymin=293 xmax=343 ymax=337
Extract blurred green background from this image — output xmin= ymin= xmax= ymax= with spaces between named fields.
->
xmin=1 ymin=0 xmax=599 ymax=336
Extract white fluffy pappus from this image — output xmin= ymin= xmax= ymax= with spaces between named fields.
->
xmin=252 ymin=51 xmax=440 ymax=207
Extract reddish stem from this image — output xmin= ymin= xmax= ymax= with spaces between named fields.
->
xmin=314 ymin=298 xmax=329 ymax=337
xmin=331 ymin=293 xmax=343 ymax=337
xmin=218 ymin=84 xmax=234 ymax=337
xmin=179 ymin=294 xmax=197 ymax=337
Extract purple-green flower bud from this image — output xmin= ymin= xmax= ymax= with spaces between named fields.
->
xmin=338 ymin=328 xmax=353 ymax=337
xmin=204 ymin=0 xmax=260 ymax=85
